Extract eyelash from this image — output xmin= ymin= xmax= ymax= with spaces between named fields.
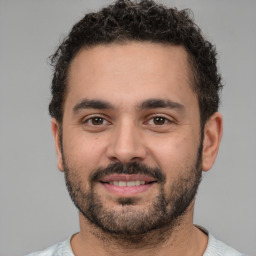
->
xmin=83 ymin=116 xmax=110 ymax=126
xmin=82 ymin=115 xmax=172 ymax=127
xmin=146 ymin=115 xmax=171 ymax=126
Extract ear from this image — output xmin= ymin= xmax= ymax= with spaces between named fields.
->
xmin=202 ymin=112 xmax=223 ymax=172
xmin=51 ymin=118 xmax=64 ymax=172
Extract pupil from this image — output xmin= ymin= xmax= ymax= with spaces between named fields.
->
xmin=154 ymin=117 xmax=165 ymax=125
xmin=92 ymin=117 xmax=103 ymax=125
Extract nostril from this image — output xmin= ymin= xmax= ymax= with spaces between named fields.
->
xmin=109 ymin=156 xmax=121 ymax=163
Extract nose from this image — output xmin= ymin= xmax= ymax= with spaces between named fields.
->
xmin=106 ymin=120 xmax=147 ymax=164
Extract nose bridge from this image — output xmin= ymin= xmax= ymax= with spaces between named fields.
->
xmin=107 ymin=118 xmax=146 ymax=163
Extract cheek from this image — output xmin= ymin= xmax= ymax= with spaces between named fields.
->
xmin=147 ymin=133 xmax=199 ymax=176
xmin=62 ymin=130 xmax=106 ymax=172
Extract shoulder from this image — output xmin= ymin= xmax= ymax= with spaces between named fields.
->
xmin=204 ymin=233 xmax=245 ymax=256
xmin=26 ymin=237 xmax=74 ymax=256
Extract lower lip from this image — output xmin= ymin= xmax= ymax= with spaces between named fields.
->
xmin=101 ymin=182 xmax=155 ymax=196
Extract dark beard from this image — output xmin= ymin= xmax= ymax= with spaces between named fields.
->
xmin=63 ymin=148 xmax=202 ymax=239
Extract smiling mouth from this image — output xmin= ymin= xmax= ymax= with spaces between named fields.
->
xmin=101 ymin=180 xmax=156 ymax=187
xmin=99 ymin=174 xmax=157 ymax=195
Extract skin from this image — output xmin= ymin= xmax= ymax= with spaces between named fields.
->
xmin=52 ymin=42 xmax=223 ymax=256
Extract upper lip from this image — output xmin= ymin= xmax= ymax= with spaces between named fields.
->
xmin=100 ymin=174 xmax=157 ymax=183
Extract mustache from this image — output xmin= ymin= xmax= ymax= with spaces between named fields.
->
xmin=89 ymin=162 xmax=166 ymax=183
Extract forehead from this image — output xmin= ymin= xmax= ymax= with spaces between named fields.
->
xmin=65 ymin=42 xmax=197 ymax=111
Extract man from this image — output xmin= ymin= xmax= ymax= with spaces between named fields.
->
xmin=28 ymin=0 xmax=244 ymax=255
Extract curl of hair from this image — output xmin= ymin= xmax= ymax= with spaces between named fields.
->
xmin=49 ymin=0 xmax=222 ymax=126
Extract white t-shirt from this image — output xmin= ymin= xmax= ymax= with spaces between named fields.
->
xmin=26 ymin=232 xmax=245 ymax=256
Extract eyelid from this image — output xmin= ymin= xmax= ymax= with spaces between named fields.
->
xmin=81 ymin=114 xmax=112 ymax=125
xmin=144 ymin=114 xmax=174 ymax=125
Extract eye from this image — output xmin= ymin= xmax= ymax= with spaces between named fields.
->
xmin=147 ymin=116 xmax=170 ymax=125
xmin=83 ymin=116 xmax=110 ymax=126
xmin=89 ymin=117 xmax=104 ymax=125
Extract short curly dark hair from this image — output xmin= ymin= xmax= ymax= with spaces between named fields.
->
xmin=49 ymin=0 xmax=222 ymax=126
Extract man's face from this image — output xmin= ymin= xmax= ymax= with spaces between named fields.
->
xmin=55 ymin=42 xmax=204 ymax=235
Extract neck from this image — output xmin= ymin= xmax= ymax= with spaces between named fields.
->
xmin=71 ymin=203 xmax=208 ymax=256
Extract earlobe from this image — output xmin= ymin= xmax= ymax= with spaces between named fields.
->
xmin=202 ymin=112 xmax=223 ymax=172
xmin=51 ymin=118 xmax=64 ymax=172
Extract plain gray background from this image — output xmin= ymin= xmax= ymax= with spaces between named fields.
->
xmin=0 ymin=1 xmax=255 ymax=255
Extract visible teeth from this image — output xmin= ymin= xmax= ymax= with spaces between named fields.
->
xmin=110 ymin=180 xmax=148 ymax=186
xmin=135 ymin=180 xmax=140 ymax=186
xmin=127 ymin=181 xmax=136 ymax=187
xmin=119 ymin=181 xmax=126 ymax=187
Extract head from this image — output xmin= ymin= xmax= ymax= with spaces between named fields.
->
xmin=50 ymin=0 xmax=223 ymax=240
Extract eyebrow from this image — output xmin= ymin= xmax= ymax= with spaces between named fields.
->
xmin=138 ymin=98 xmax=185 ymax=111
xmin=73 ymin=98 xmax=185 ymax=114
xmin=73 ymin=99 xmax=114 ymax=113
